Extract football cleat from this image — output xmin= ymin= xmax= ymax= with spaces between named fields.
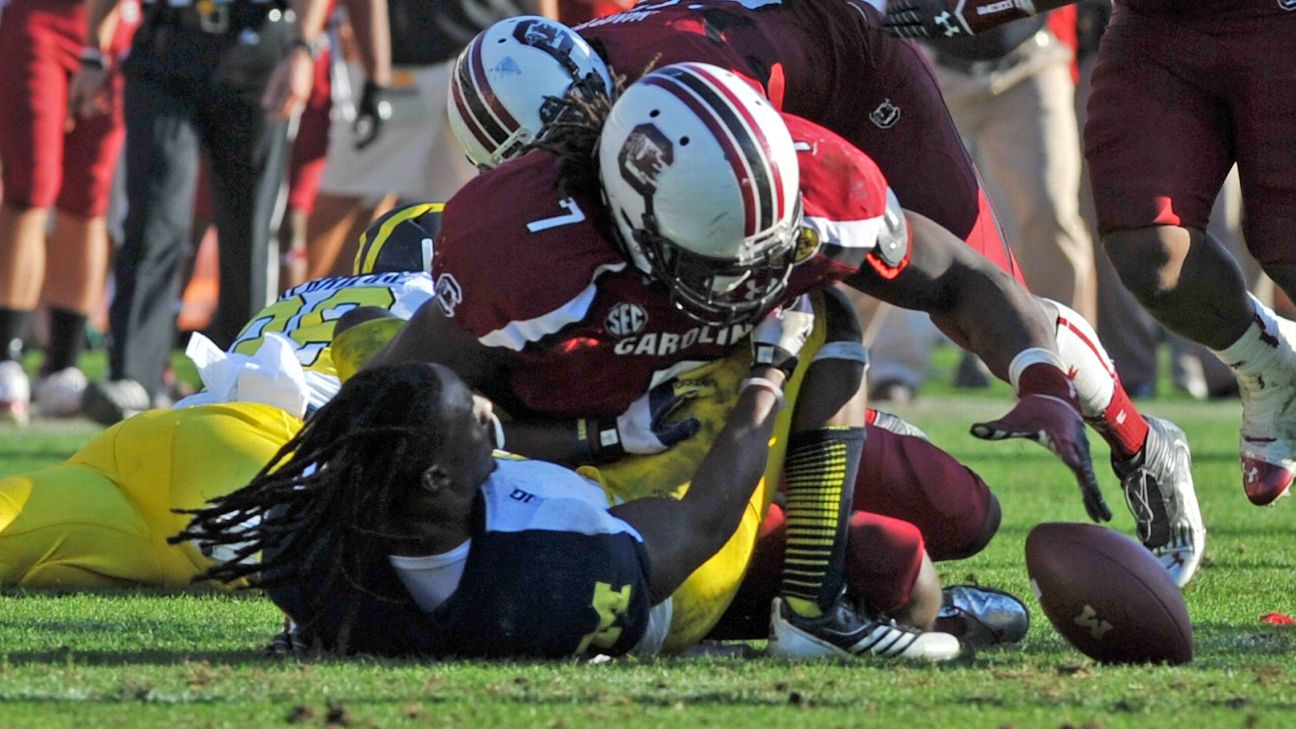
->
xmin=1233 ymin=311 xmax=1296 ymax=506
xmin=768 ymin=596 xmax=960 ymax=662
xmin=0 ymin=360 xmax=31 ymax=426
xmin=935 ymin=585 xmax=1030 ymax=648
xmin=34 ymin=366 xmax=88 ymax=418
xmin=1113 ymin=416 xmax=1206 ymax=587
xmin=82 ymin=378 xmax=152 ymax=426
xmin=866 ymin=408 xmax=931 ymax=441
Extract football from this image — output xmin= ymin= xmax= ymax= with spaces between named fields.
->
xmin=1025 ymin=522 xmax=1193 ymax=665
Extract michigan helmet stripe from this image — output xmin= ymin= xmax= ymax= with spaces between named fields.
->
xmin=655 ymin=66 xmax=777 ymax=239
xmin=354 ymin=202 xmax=445 ymax=275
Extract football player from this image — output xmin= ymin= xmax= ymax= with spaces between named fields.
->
xmin=888 ymin=0 xmax=1296 ymax=508
xmin=367 ymin=63 xmax=1091 ymax=654
xmin=0 ymin=204 xmax=442 ymax=588
xmin=443 ymin=10 xmax=1204 ymax=585
xmin=179 ymin=313 xmax=966 ymax=660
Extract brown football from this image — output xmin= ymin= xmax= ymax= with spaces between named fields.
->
xmin=1025 ymin=522 xmax=1193 ymax=665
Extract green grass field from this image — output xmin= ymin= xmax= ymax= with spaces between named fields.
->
xmin=2 ymin=352 xmax=1295 ymax=728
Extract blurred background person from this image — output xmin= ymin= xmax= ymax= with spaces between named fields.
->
xmin=304 ymin=0 xmax=554 ymax=277
xmin=69 ymin=0 xmax=336 ymax=425
xmin=0 ymin=0 xmax=140 ymax=425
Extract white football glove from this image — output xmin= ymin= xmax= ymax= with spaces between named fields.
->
xmin=751 ymin=294 xmax=815 ymax=375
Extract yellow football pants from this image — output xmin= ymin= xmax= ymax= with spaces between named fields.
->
xmin=580 ymin=292 xmax=828 ymax=653
xmin=0 ymin=403 xmax=301 ymax=588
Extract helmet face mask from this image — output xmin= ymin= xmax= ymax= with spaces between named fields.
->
xmin=628 ymin=197 xmax=803 ymax=326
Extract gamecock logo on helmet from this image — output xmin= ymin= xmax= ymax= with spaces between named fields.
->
xmin=514 ymin=18 xmax=576 ymax=56
xmin=618 ymin=124 xmax=675 ymax=197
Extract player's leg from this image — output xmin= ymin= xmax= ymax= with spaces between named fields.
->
xmin=0 ymin=0 xmax=75 ymax=424
xmin=1213 ymin=13 xmax=1296 ymax=506
xmin=0 ymin=463 xmax=162 ymax=587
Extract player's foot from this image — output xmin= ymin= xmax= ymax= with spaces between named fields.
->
xmin=35 ymin=367 xmax=88 ymax=418
xmin=82 ymin=378 xmax=152 ymax=426
xmin=1112 ymin=416 xmax=1205 ymax=587
xmin=1237 ymin=375 xmax=1296 ymax=506
xmin=0 ymin=360 xmax=31 ymax=426
xmin=934 ymin=585 xmax=1030 ymax=648
xmin=768 ymin=596 xmax=960 ymax=662
xmin=866 ymin=408 xmax=930 ymax=441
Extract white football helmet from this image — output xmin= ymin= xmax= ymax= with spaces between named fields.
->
xmin=598 ymin=62 xmax=803 ymax=326
xmin=448 ymin=16 xmax=613 ymax=170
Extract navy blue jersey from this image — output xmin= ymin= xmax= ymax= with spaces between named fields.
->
xmin=265 ymin=458 xmax=653 ymax=658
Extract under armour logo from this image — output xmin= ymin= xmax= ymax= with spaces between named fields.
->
xmin=934 ymin=11 xmax=961 ymax=36
xmin=1074 ymin=605 xmax=1114 ymax=639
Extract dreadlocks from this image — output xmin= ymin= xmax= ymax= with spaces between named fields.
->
xmin=172 ymin=364 xmax=450 ymax=630
xmin=524 ymin=59 xmax=646 ymax=203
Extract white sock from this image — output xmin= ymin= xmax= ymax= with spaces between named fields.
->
xmin=1213 ymin=295 xmax=1291 ymax=377
xmin=1048 ymin=299 xmax=1116 ymax=420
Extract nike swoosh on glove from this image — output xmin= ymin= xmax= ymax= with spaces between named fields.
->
xmin=971 ymin=394 xmax=1111 ymax=522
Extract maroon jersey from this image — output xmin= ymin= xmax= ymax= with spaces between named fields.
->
xmin=573 ymin=0 xmax=1022 ymax=280
xmin=575 ymin=0 xmax=885 ymax=136
xmin=1116 ymin=0 xmax=1281 ymax=18
xmin=433 ymin=114 xmax=908 ymax=417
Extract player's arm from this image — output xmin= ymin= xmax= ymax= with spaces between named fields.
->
xmin=364 ymin=299 xmax=514 ymax=395
xmin=883 ymin=0 xmax=1074 ymax=38
xmin=846 ymin=210 xmax=1109 ymax=522
xmin=609 ymin=301 xmax=814 ymax=604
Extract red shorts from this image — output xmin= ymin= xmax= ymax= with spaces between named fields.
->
xmin=1085 ymin=4 xmax=1296 ymax=265
xmin=0 ymin=0 xmax=137 ymax=217
xmin=708 ymin=424 xmax=996 ymax=639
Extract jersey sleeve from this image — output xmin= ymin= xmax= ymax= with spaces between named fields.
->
xmin=432 ymin=152 xmax=627 ymax=352
xmin=785 ymin=113 xmax=911 ymax=281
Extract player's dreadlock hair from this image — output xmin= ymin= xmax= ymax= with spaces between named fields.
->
xmin=172 ymin=364 xmax=452 ymax=628
xmin=524 ymin=59 xmax=648 ymax=203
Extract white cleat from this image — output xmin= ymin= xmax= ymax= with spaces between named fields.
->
xmin=1232 ymin=311 xmax=1296 ymax=506
xmin=1113 ymin=416 xmax=1206 ymax=587
xmin=0 ymin=360 xmax=31 ymax=427
xmin=768 ymin=596 xmax=960 ymax=662
xmin=34 ymin=366 xmax=88 ymax=418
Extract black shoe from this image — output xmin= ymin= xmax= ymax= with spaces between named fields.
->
xmin=82 ymin=379 xmax=152 ymax=426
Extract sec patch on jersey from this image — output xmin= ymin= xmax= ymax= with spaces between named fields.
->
xmin=1026 ymin=522 xmax=1193 ymax=665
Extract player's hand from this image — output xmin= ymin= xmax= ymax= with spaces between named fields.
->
xmin=582 ymin=377 xmax=716 ymax=460
xmin=353 ymin=80 xmax=393 ymax=150
xmin=750 ymin=294 xmax=815 ymax=376
xmin=262 ymin=48 xmax=315 ymax=120
xmin=971 ymin=394 xmax=1111 ymax=522
xmin=883 ymin=0 xmax=1037 ymax=39
xmin=68 ymin=64 xmax=111 ymax=119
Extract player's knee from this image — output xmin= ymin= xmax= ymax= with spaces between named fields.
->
xmin=1101 ymin=226 xmax=1191 ymax=304
xmin=944 ymin=490 xmax=1001 ymax=561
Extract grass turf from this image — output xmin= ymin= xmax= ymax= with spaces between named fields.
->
xmin=2 ymin=354 xmax=1295 ymax=728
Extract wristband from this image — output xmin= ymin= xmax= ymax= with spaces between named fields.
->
xmin=80 ymin=47 xmax=106 ymax=69
xmin=739 ymin=376 xmax=786 ymax=409
xmin=575 ymin=417 xmax=624 ymax=464
xmin=292 ymin=36 xmax=323 ymax=60
xmin=1009 ymin=348 xmax=1077 ymax=404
